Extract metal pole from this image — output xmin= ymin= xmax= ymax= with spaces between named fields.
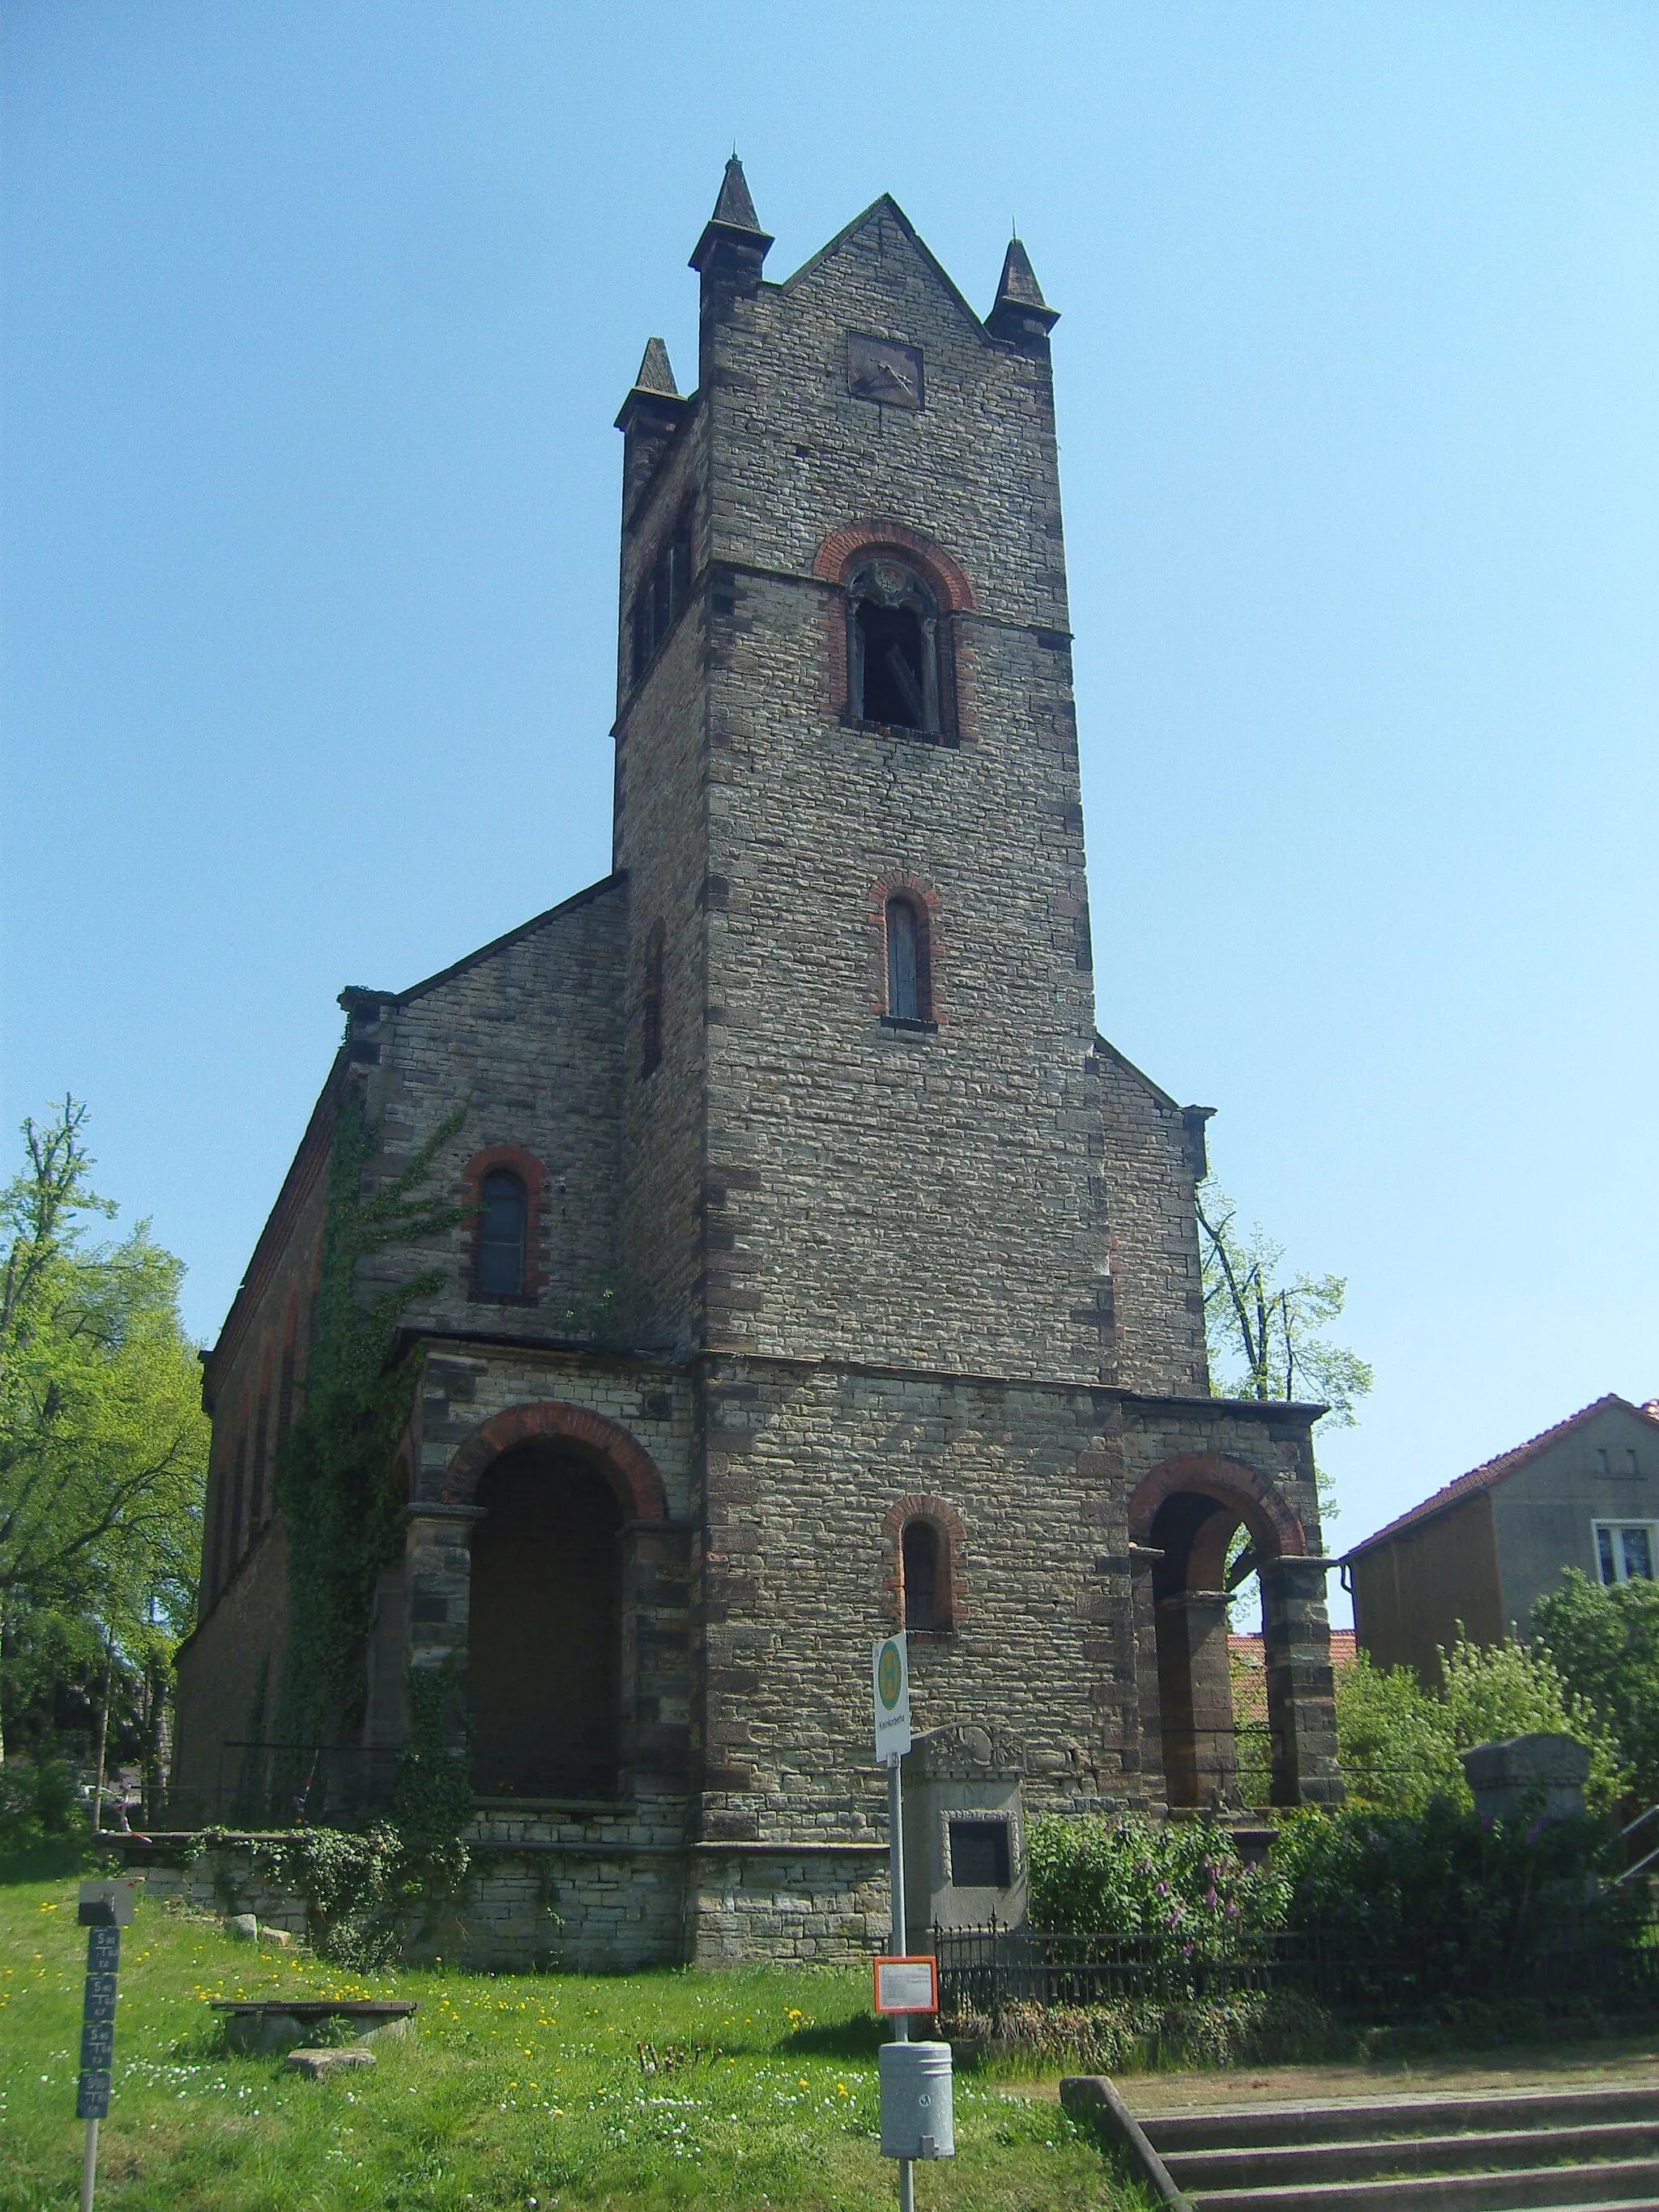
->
xmin=887 ymin=1753 xmax=913 ymax=2212
xmin=80 ymin=2117 xmax=98 ymax=2212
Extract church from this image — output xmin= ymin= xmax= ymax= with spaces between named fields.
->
xmin=170 ymin=164 xmax=1341 ymax=1967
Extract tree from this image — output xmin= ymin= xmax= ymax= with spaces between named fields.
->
xmin=1333 ymin=1631 xmax=1627 ymax=1816
xmin=1533 ymin=1569 xmax=1659 ymax=1804
xmin=1438 ymin=1630 xmax=1627 ymax=1814
xmin=1196 ymin=1179 xmax=1373 ymax=1428
xmin=1334 ymin=1651 xmax=1465 ymax=1813
xmin=0 ymin=1100 xmax=207 ymax=1775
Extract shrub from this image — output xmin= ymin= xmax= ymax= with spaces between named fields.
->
xmin=1333 ymin=1633 xmax=1627 ymax=1816
xmin=0 ymin=1752 xmax=82 ymax=1849
xmin=1026 ymin=1813 xmax=1287 ymax=1950
xmin=1273 ymin=1798 xmax=1631 ymax=2004
xmin=1439 ymin=1632 xmax=1627 ymax=1813
xmin=1336 ymin=1652 xmax=1465 ymax=1812
xmin=946 ymin=1989 xmax=1337 ymax=2073
xmin=1533 ymin=1569 xmax=1659 ymax=1803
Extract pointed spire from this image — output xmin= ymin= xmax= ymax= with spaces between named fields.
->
xmin=710 ymin=156 xmax=761 ymax=234
xmin=996 ymin=239 xmax=1049 ymax=313
xmin=987 ymin=236 xmax=1060 ymax=346
xmin=615 ymin=335 xmax=691 ymax=516
xmin=689 ymin=155 xmax=773 ymax=280
xmin=633 ymin=336 xmax=680 ymax=399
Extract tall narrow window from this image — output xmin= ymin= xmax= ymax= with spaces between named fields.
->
xmin=902 ymin=1519 xmax=941 ymax=1630
xmin=642 ymin=922 xmax=665 ymax=1076
xmin=848 ymin=560 xmax=943 ymax=735
xmin=476 ymin=1170 xmax=527 ymax=1297
xmin=885 ymin=896 xmax=931 ymax=1025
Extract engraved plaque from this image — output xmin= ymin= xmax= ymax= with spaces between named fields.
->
xmin=847 ymin=333 xmax=923 ymax=410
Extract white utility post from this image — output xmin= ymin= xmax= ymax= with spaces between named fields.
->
xmin=872 ymin=1634 xmax=953 ymax=2207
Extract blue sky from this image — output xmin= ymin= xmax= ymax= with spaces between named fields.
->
xmin=4 ymin=3 xmax=1656 ymax=1621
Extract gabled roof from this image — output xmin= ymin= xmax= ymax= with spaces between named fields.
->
xmin=340 ymin=874 xmax=621 ymax=1013
xmin=778 ymin=194 xmax=988 ymax=340
xmin=1344 ymin=1394 xmax=1659 ymax=1560
xmin=1092 ymin=1032 xmax=1180 ymax=1112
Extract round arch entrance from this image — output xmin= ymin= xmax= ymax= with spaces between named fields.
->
xmin=468 ymin=1444 xmax=623 ymax=1799
xmin=1129 ymin=1455 xmax=1316 ymax=1813
xmin=441 ymin=1401 xmax=671 ymax=1805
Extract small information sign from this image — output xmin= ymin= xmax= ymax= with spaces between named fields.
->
xmin=75 ymin=1879 xmax=137 ymax=2197
xmin=872 ymin=1634 xmax=911 ymax=1762
xmin=873 ymin=1955 xmax=938 ymax=2015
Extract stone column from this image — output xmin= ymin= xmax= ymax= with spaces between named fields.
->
xmin=618 ymin=1516 xmax=693 ymax=1794
xmin=403 ymin=1503 xmax=486 ymax=1749
xmin=1259 ymin=1557 xmax=1343 ymax=1807
xmin=1156 ymin=1589 xmax=1237 ymax=1809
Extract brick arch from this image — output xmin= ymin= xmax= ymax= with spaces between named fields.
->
xmin=1127 ymin=1453 xmax=1307 ymax=1566
xmin=814 ymin=523 xmax=977 ymax=744
xmin=812 ymin=522 xmax=976 ymax=613
xmin=441 ymin=1402 xmax=667 ymax=1524
xmin=882 ymin=1493 xmax=969 ymax=1630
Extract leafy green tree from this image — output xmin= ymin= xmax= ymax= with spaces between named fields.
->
xmin=1533 ymin=1568 xmax=1659 ymax=1803
xmin=1334 ymin=1651 xmax=1465 ymax=1813
xmin=1333 ymin=1633 xmax=1627 ymax=1815
xmin=0 ymin=1100 xmax=207 ymax=1773
xmin=1439 ymin=1630 xmax=1627 ymax=1812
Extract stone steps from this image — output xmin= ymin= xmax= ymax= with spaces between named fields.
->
xmin=1138 ymin=2084 xmax=1659 ymax=2211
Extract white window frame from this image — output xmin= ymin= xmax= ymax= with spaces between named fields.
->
xmin=1593 ymin=1519 xmax=1659 ymax=1586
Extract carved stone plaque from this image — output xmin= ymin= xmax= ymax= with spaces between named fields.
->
xmin=847 ymin=333 xmax=923 ymax=410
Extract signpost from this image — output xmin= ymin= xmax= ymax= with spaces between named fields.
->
xmin=75 ymin=1880 xmax=138 ymax=2212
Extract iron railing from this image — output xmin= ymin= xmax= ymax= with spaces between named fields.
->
xmin=933 ymin=1909 xmax=1659 ymax=2024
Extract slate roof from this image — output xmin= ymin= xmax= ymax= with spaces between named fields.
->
xmin=1342 ymin=1394 xmax=1659 ymax=1562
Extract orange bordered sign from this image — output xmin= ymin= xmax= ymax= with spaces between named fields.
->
xmin=872 ymin=1954 xmax=938 ymax=2015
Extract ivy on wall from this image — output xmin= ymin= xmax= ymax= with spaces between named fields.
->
xmin=273 ymin=1079 xmax=463 ymax=1756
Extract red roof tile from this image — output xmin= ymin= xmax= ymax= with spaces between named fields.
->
xmin=1342 ymin=1394 xmax=1659 ymax=1561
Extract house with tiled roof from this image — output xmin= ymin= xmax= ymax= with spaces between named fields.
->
xmin=1342 ymin=1396 xmax=1659 ymax=1685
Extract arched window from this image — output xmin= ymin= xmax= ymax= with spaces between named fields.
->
xmin=902 ymin=1518 xmax=944 ymax=1632
xmin=885 ymin=895 xmax=931 ymax=1026
xmin=476 ymin=1170 xmax=527 ymax=1297
xmin=848 ymin=560 xmax=941 ymax=734
xmin=642 ymin=921 xmax=665 ymax=1077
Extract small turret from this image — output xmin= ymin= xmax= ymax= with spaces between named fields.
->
xmin=689 ymin=158 xmax=773 ymax=381
xmin=615 ymin=336 xmax=690 ymax=521
xmin=986 ymin=237 xmax=1059 ymax=350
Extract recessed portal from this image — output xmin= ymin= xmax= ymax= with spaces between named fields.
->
xmin=468 ymin=1445 xmax=623 ymax=1800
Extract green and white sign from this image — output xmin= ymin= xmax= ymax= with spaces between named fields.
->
xmin=872 ymin=1633 xmax=911 ymax=1762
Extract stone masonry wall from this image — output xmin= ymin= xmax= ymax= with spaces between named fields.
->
xmin=168 ymin=1521 xmax=290 ymax=1826
xmin=349 ymin=880 xmax=628 ymax=1336
xmin=1094 ymin=1042 xmax=1210 ymax=1396
xmin=681 ymin=202 xmax=1109 ymax=1379
xmin=614 ymin=408 xmax=717 ymax=1363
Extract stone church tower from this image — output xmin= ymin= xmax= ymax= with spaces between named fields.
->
xmin=171 ymin=166 xmax=1341 ymax=1967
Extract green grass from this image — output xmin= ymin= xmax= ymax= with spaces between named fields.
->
xmin=0 ymin=1857 xmax=1139 ymax=2210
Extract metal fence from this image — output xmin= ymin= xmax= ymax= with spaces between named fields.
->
xmin=933 ymin=1911 xmax=1659 ymax=2024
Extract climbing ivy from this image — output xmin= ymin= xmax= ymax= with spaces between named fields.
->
xmin=273 ymin=1080 xmax=463 ymax=1756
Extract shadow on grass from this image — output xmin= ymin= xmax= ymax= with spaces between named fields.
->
xmin=0 ymin=1836 xmax=98 ymax=1886
xmin=782 ymin=2011 xmax=889 ymax=2059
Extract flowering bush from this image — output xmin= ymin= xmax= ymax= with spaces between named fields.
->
xmin=1026 ymin=1813 xmax=1288 ymax=1952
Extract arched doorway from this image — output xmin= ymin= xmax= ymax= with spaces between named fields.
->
xmin=1130 ymin=1455 xmax=1320 ymax=1813
xmin=467 ymin=1444 xmax=623 ymax=1799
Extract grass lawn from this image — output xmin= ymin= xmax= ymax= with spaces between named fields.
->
xmin=0 ymin=1853 xmax=1141 ymax=2211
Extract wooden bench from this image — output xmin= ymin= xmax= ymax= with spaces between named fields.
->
xmin=211 ymin=1998 xmax=417 ymax=2053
